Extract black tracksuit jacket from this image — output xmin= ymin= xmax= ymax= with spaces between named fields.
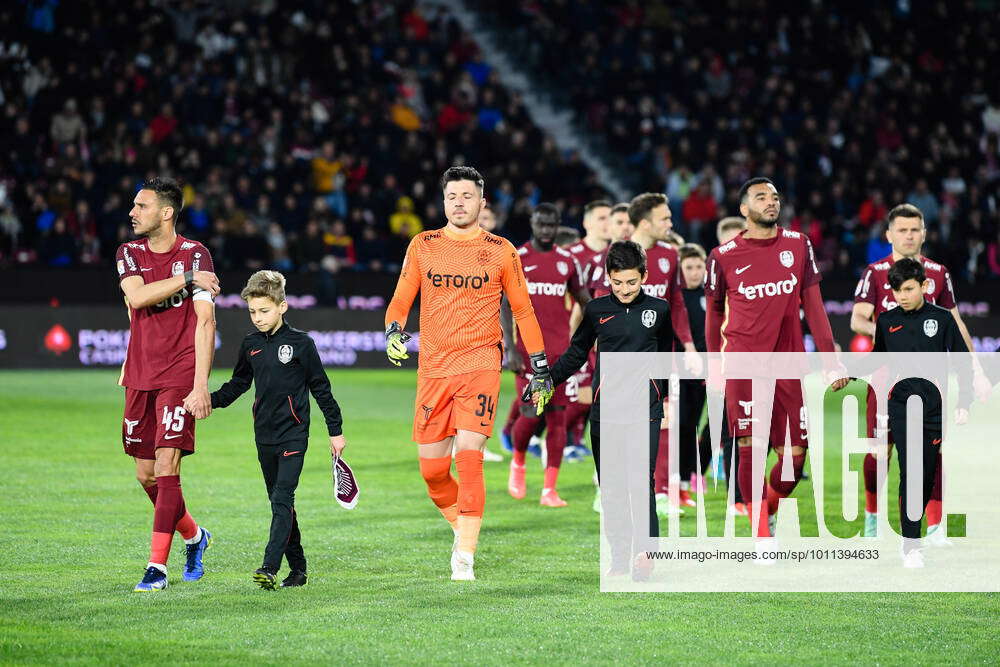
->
xmin=549 ymin=290 xmax=674 ymax=422
xmin=211 ymin=322 xmax=343 ymax=444
xmin=853 ymin=301 xmax=972 ymax=421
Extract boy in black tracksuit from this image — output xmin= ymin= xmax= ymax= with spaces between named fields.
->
xmin=548 ymin=241 xmax=677 ymax=579
xmin=851 ymin=258 xmax=971 ymax=566
xmin=211 ymin=271 xmax=347 ymax=589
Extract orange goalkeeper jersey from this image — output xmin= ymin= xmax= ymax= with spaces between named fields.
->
xmin=385 ymin=225 xmax=546 ymax=378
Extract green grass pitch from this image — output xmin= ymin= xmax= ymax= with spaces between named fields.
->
xmin=1 ymin=369 xmax=997 ymax=664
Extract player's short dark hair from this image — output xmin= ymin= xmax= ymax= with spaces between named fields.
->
xmin=440 ymin=166 xmax=485 ymax=193
xmin=555 ymin=226 xmax=581 ymax=247
xmin=888 ymin=203 xmax=924 ymax=226
xmin=887 ymin=257 xmax=926 ymax=290
xmin=628 ymin=192 xmax=668 ymax=226
xmin=679 ymin=243 xmax=707 ymax=262
xmin=142 ymin=176 xmax=184 ymax=222
xmin=606 ymin=240 xmax=646 ymax=275
xmin=584 ymin=199 xmax=612 ymax=216
xmin=532 ymin=202 xmax=560 ymax=222
xmin=737 ymin=177 xmax=776 ymax=204
xmin=611 ymin=202 xmax=630 ymax=216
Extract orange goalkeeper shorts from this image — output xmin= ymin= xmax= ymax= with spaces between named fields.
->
xmin=413 ymin=369 xmax=501 ymax=444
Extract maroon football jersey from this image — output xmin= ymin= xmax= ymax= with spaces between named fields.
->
xmin=566 ymin=240 xmax=603 ymax=285
xmin=855 ymin=254 xmax=956 ymax=318
xmin=705 ymin=229 xmax=820 ymax=353
xmin=116 ymin=235 xmax=215 ymax=390
xmin=587 ymin=242 xmax=681 ymax=299
xmin=515 ymin=242 xmax=584 ymax=361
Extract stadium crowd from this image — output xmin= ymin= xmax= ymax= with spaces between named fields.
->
xmin=3 ymin=0 xmax=1000 ymax=285
xmin=484 ymin=0 xmax=1000 ymax=282
xmin=0 ymin=0 xmax=605 ymax=274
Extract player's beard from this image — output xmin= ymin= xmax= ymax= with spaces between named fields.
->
xmin=535 ymin=237 xmax=554 ymax=251
xmin=749 ymin=209 xmax=779 ymax=227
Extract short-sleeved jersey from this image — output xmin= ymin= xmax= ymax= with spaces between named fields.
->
xmin=389 ymin=227 xmax=539 ymax=378
xmin=515 ymin=242 xmax=584 ymax=361
xmin=587 ymin=241 xmax=681 ymax=300
xmin=116 ymin=235 xmax=215 ymax=390
xmin=855 ymin=254 xmax=957 ymax=318
xmin=566 ymin=240 xmax=603 ymax=284
xmin=705 ymin=229 xmax=820 ymax=353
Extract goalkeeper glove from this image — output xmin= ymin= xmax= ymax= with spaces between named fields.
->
xmin=520 ymin=351 xmax=554 ymax=415
xmin=385 ymin=321 xmax=412 ymax=366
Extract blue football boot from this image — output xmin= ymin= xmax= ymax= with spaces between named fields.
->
xmin=182 ymin=528 xmax=212 ymax=582
xmin=134 ymin=566 xmax=168 ymax=592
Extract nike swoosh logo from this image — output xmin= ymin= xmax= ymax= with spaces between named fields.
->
xmin=735 ymin=265 xmax=752 ymax=275
xmin=250 ymin=349 xmax=262 ymax=356
xmin=164 ymin=433 xmax=182 ymax=439
xmin=284 ymin=450 xmax=302 ymax=457
xmin=524 ymin=265 xmax=538 ymax=272
xmin=889 ymin=325 xmax=903 ymax=333
xmin=140 ymin=267 xmax=152 ymax=272
xmin=931 ymin=438 xmax=941 ymax=445
xmin=599 ymin=316 xmax=615 ymax=324
xmin=883 ymin=283 xmax=891 ymax=289
xmin=480 ymin=421 xmax=490 ymax=427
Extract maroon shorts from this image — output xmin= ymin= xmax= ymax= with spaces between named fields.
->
xmin=122 ymin=386 xmax=196 ymax=460
xmin=724 ymin=378 xmax=808 ymax=447
xmin=864 ymin=374 xmax=893 ymax=443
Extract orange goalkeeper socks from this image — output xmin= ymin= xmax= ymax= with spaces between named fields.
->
xmin=419 ymin=455 xmax=459 ymax=530
xmin=455 ymin=450 xmax=485 ymax=553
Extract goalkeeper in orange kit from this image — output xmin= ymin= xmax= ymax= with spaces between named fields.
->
xmin=384 ymin=166 xmax=552 ymax=581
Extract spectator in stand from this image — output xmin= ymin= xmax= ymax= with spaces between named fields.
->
xmin=324 ymin=220 xmax=355 ymax=267
xmin=866 ymin=222 xmax=893 ymax=265
xmin=150 ymin=103 xmax=178 ymax=144
xmin=355 ymin=226 xmax=387 ymax=272
xmin=907 ymin=178 xmax=940 ymax=224
xmin=987 ymin=229 xmax=1000 ymax=279
xmin=228 ymin=219 xmax=270 ymax=271
xmin=267 ymin=223 xmax=293 ymax=273
xmin=39 ymin=218 xmax=77 ymax=267
xmin=681 ymin=180 xmax=717 ymax=245
xmin=295 ymin=219 xmax=327 ymax=273
xmin=184 ymin=194 xmax=212 ymax=238
xmin=389 ymin=196 xmax=423 ymax=238
xmin=858 ymin=190 xmax=888 ymax=228
xmin=50 ymin=99 xmax=86 ymax=146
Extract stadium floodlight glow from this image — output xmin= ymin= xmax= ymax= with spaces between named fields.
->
xmin=598 ymin=351 xmax=998 ymax=592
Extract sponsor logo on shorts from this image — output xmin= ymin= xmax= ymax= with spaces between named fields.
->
xmin=124 ymin=418 xmax=139 ymax=435
xmin=421 ymin=404 xmax=433 ymax=421
xmin=283 ymin=450 xmax=302 ymax=457
xmin=164 ymin=433 xmax=183 ymax=439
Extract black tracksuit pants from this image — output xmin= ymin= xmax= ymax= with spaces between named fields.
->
xmin=257 ymin=442 xmax=307 ymax=572
xmin=592 ymin=419 xmax=659 ymax=564
xmin=888 ymin=395 xmax=943 ymax=542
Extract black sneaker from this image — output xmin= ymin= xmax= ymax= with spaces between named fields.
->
xmin=253 ymin=567 xmax=277 ymax=591
xmin=280 ymin=570 xmax=308 ymax=587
